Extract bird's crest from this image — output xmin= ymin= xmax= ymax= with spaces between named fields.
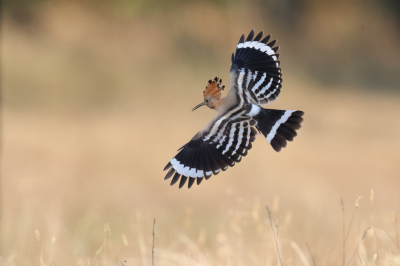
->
xmin=204 ymin=77 xmax=225 ymax=100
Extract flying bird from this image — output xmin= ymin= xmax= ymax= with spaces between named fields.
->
xmin=163 ymin=29 xmax=304 ymax=189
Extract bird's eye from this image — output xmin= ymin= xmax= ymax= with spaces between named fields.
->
xmin=205 ymin=99 xmax=209 ymax=103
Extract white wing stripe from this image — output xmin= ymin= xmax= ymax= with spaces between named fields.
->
xmin=266 ymin=110 xmax=295 ymax=143
xmin=203 ymin=119 xmax=224 ymax=141
xmin=247 ymin=104 xmax=261 ymax=117
xmin=260 ymin=45 xmax=273 ymax=53
xmin=252 ymin=71 xmax=258 ymax=80
xmin=171 ymin=158 xmax=184 ymax=174
xmin=259 ymin=77 xmax=273 ymax=95
xmin=196 ymin=170 xmax=204 ymax=178
xmin=252 ymin=73 xmax=267 ymax=91
xmin=170 ymin=158 xmax=178 ymax=167
xmin=231 ymin=122 xmax=247 ymax=155
xmin=222 ymin=137 xmax=234 ymax=154
xmin=249 ymin=41 xmax=259 ymax=48
xmin=222 ymin=126 xmax=237 ymax=154
xmin=255 ymin=43 xmax=265 ymax=49
xmin=189 ymin=168 xmax=197 ymax=178
xmin=246 ymin=70 xmax=253 ymax=88
xmin=267 ymin=49 xmax=275 ymax=55
xmin=232 ymin=124 xmax=242 ymax=155
xmin=242 ymin=41 xmax=251 ymax=48
xmin=182 ymin=166 xmax=190 ymax=177
xmin=176 ymin=163 xmax=184 ymax=174
xmin=217 ymin=135 xmax=226 ymax=146
xmin=214 ymin=126 xmax=228 ymax=143
xmin=265 ymin=86 xmax=278 ymax=98
xmin=245 ymin=126 xmax=251 ymax=147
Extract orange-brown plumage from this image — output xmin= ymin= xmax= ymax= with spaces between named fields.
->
xmin=201 ymin=77 xmax=225 ymax=111
xmin=204 ymin=77 xmax=224 ymax=98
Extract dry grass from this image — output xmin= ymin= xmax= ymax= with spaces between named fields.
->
xmin=2 ymin=78 xmax=400 ymax=266
xmin=2 ymin=2 xmax=400 ymax=265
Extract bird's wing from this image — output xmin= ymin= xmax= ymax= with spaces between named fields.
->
xmin=229 ymin=29 xmax=282 ymax=106
xmin=163 ymin=116 xmax=258 ymax=189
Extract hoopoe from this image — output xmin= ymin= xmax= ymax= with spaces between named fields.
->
xmin=164 ymin=29 xmax=304 ymax=189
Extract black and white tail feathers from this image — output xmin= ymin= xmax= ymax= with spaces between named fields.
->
xmin=255 ymin=108 xmax=304 ymax=152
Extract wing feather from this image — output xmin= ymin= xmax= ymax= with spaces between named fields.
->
xmin=230 ymin=30 xmax=282 ymax=106
xmin=163 ymin=116 xmax=258 ymax=188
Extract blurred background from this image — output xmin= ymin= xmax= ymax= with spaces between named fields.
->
xmin=2 ymin=0 xmax=400 ymax=265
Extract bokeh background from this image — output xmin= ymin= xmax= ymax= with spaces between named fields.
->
xmin=2 ymin=0 xmax=400 ymax=265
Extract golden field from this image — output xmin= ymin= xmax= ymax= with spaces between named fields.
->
xmin=1 ymin=1 xmax=400 ymax=265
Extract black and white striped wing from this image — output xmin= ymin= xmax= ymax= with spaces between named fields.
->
xmin=163 ymin=117 xmax=258 ymax=189
xmin=231 ymin=29 xmax=282 ymax=105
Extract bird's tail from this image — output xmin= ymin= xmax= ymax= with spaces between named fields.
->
xmin=255 ymin=108 xmax=304 ymax=152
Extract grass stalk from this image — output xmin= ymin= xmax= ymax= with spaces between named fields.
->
xmin=48 ymin=236 xmax=56 ymax=266
xmin=266 ymin=205 xmax=282 ymax=266
xmin=346 ymin=227 xmax=370 ymax=266
xmin=341 ymin=199 xmax=345 ymax=266
xmin=392 ymin=212 xmax=399 ymax=254
xmin=152 ymin=218 xmax=156 ymax=266
xmin=344 ymin=197 xmax=361 ymax=246
xmin=306 ymin=242 xmax=316 ymax=266
xmin=370 ymin=189 xmax=381 ymax=265
xmin=136 ymin=213 xmax=148 ymax=266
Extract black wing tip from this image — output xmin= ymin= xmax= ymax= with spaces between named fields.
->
xmin=179 ymin=175 xmax=188 ymax=189
xmin=245 ymin=29 xmax=255 ymax=42
xmin=238 ymin=34 xmax=245 ymax=44
xmin=253 ymin=30 xmax=264 ymax=42
xmin=240 ymin=29 xmax=268 ymax=43
xmin=270 ymin=138 xmax=283 ymax=152
xmin=267 ymin=39 xmax=277 ymax=48
xmin=170 ymin=176 xmax=206 ymax=189
xmin=261 ymin=34 xmax=271 ymax=44
xmin=272 ymin=46 xmax=280 ymax=53
xmin=293 ymin=110 xmax=305 ymax=117
xmin=164 ymin=168 xmax=175 ymax=180
xmin=170 ymin=172 xmax=181 ymax=186
xmin=163 ymin=162 xmax=172 ymax=171
xmin=169 ymin=173 xmax=200 ymax=189
xmin=188 ymin=177 xmax=195 ymax=189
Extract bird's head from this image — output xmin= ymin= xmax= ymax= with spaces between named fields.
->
xmin=192 ymin=77 xmax=225 ymax=111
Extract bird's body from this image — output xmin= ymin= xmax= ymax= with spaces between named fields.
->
xmin=164 ymin=29 xmax=304 ymax=188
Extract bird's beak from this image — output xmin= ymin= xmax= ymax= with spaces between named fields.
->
xmin=192 ymin=102 xmax=205 ymax=111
